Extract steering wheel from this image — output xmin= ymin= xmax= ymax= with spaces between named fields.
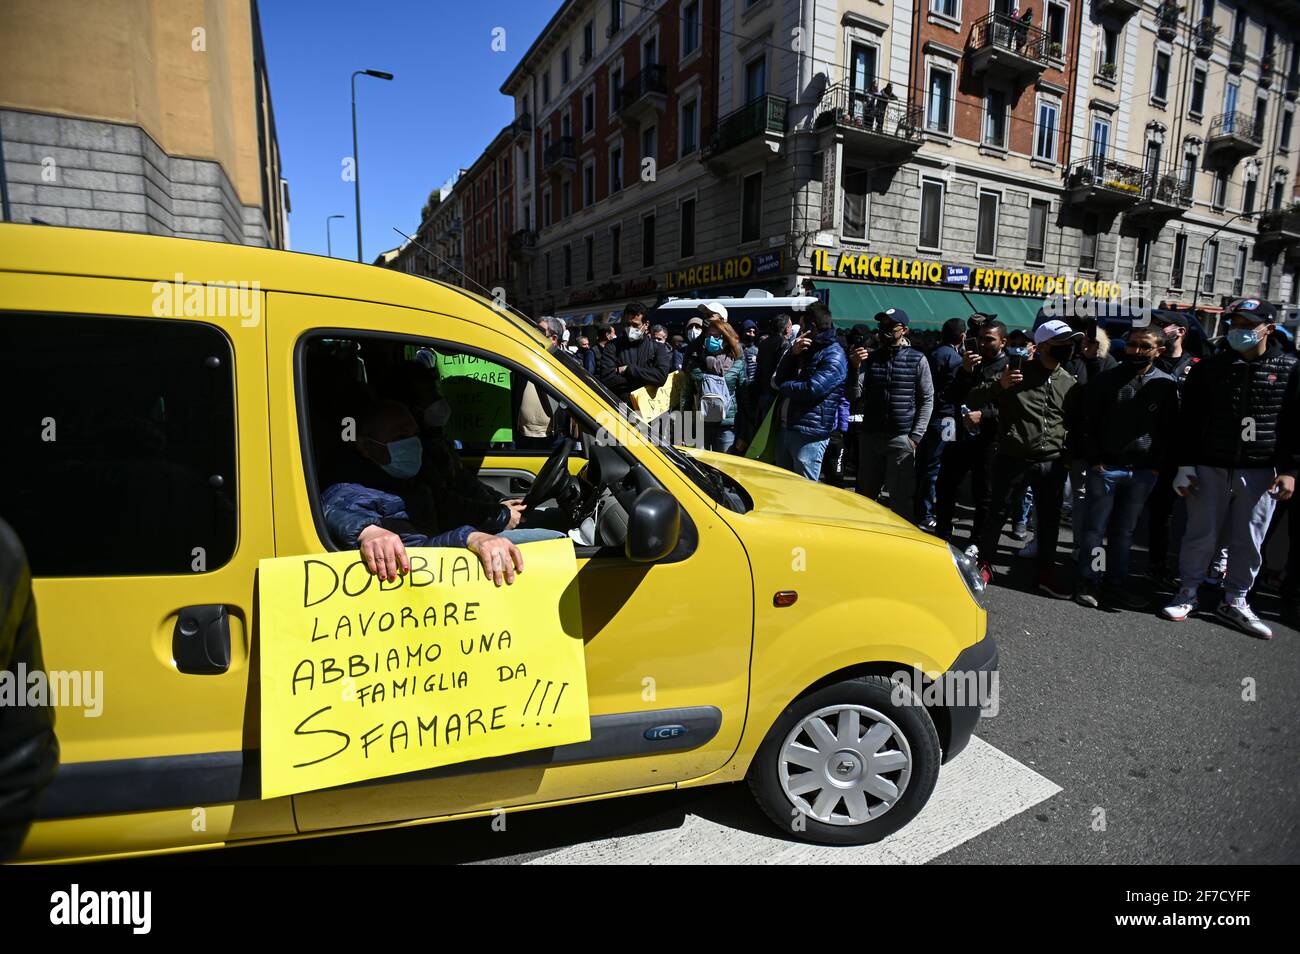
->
xmin=522 ymin=437 xmax=574 ymax=510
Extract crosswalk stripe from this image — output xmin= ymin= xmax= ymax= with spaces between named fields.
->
xmin=525 ymin=737 xmax=1061 ymax=864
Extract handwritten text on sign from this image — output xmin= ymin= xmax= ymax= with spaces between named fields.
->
xmin=258 ymin=539 xmax=588 ymax=798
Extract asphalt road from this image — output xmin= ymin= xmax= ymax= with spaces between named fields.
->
xmin=140 ymin=518 xmax=1300 ymax=865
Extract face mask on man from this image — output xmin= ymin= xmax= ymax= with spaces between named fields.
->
xmin=687 ymin=327 xmax=701 ymax=341
xmin=422 ymin=398 xmax=452 ymax=429
xmin=1048 ymin=343 xmax=1075 ymax=363
xmin=377 ymin=436 xmax=423 ymax=479
xmin=1123 ymin=350 xmax=1153 ymax=367
xmin=1226 ymin=327 xmax=1263 ymax=352
xmin=705 ymin=336 xmax=723 ymax=355
xmin=625 ymin=325 xmax=644 ymax=341
xmin=1006 ymin=345 xmax=1029 ymax=359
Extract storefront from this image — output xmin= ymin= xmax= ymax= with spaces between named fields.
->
xmin=661 ymin=249 xmax=789 ymax=300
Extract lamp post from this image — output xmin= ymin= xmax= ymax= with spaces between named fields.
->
xmin=351 ymin=68 xmax=394 ymax=262
xmin=1191 ymin=209 xmax=1254 ymax=315
xmin=325 ymin=214 xmax=344 ymax=258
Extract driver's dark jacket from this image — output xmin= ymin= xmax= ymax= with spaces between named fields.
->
xmin=597 ymin=333 xmax=671 ymax=403
xmin=423 ymin=433 xmax=511 ymax=534
xmin=323 ymin=458 xmax=476 ymax=550
xmin=0 ymin=517 xmax=59 ymax=861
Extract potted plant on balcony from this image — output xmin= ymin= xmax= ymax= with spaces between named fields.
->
xmin=1049 ymin=41 xmax=1062 ymax=60
xmin=1157 ymin=2 xmax=1182 ymax=41
xmin=1195 ymin=17 xmax=1219 ymax=57
xmin=1099 ymin=62 xmax=1117 ymax=81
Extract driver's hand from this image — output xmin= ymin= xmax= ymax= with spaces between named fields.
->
xmin=357 ymin=524 xmax=409 ymax=582
xmin=467 ymin=532 xmax=525 ymax=587
xmin=504 ymin=499 xmax=527 ymax=531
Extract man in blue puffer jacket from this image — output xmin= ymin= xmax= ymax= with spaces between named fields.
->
xmin=771 ymin=302 xmax=848 ymax=480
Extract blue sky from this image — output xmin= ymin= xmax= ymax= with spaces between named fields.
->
xmin=259 ymin=0 xmax=556 ymax=261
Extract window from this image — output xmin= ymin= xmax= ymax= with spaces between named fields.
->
xmin=583 ymin=90 xmax=595 ymax=133
xmin=919 ymin=177 xmax=944 ymax=250
xmin=563 ymin=244 xmax=573 ymax=285
xmin=1274 ymin=178 xmax=1286 ymax=210
xmin=583 ymin=160 xmax=595 ymax=207
xmin=1027 ymin=199 xmax=1049 ymax=262
xmin=1046 ymin=2 xmax=1067 ymax=53
xmin=1035 ymin=100 xmax=1059 ymax=161
xmin=643 ymin=35 xmax=658 ymax=67
xmin=984 ymin=88 xmax=1008 ymax=148
xmin=931 ymin=0 xmax=958 ymax=18
xmin=542 ymin=186 xmax=552 ymax=227
xmin=642 ymin=213 xmax=656 ymax=267
xmin=1233 ymin=245 xmax=1247 ymax=296
xmin=561 ymin=180 xmax=572 ymax=217
xmin=641 ymin=124 xmax=657 ymax=163
xmin=850 ymin=43 xmax=877 ymax=102
xmin=1243 ymin=175 xmax=1257 ymax=215
xmin=1212 ymin=170 xmax=1228 ymax=209
xmin=1255 ymin=95 xmax=1268 ymax=140
xmin=1262 ymin=261 xmax=1273 ymax=298
xmin=1182 ymin=151 xmax=1197 ymax=193
xmin=545 ymin=252 xmax=552 ymax=290
xmin=1152 ymin=50 xmax=1171 ymax=103
xmin=976 ymin=190 xmax=1000 ymax=257
xmin=1190 ymin=67 xmax=1206 ymax=116
xmin=1171 ymin=233 xmax=1187 ymax=289
xmin=561 ymin=48 xmax=571 ymax=85
xmin=611 ymin=223 xmax=622 ymax=275
xmin=1144 ymin=140 xmax=1162 ymax=179
xmin=1201 ymin=239 xmax=1219 ymax=293
xmin=0 ymin=314 xmax=237 ymax=576
xmin=680 ymin=197 xmax=696 ymax=257
xmin=583 ymin=21 xmax=594 ymax=61
xmin=561 ymin=112 xmax=572 ymax=139
xmin=1102 ymin=27 xmax=1118 ymax=68
xmin=609 ymin=0 xmax=622 ymax=32
xmin=744 ymin=55 xmax=767 ymax=103
xmin=1080 ymin=213 xmax=1099 ymax=270
xmin=543 ymin=71 xmax=551 ymax=104
xmin=610 ymin=145 xmax=623 ymax=193
xmin=609 ymin=65 xmax=623 ymax=113
xmin=926 ymin=66 xmax=953 ymax=133
xmin=843 ymin=166 xmax=868 ymax=240
xmin=1283 ymin=110 xmax=1294 ymax=151
xmin=585 ymin=235 xmax=595 ymax=281
xmin=741 ymin=172 xmax=763 ymax=243
xmin=1092 ymin=116 xmax=1111 ymax=163
xmin=680 ymin=98 xmax=699 ymax=156
xmin=682 ymin=2 xmax=701 ymax=57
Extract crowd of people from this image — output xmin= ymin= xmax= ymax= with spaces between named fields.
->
xmin=578 ymin=296 xmax=1298 ymax=639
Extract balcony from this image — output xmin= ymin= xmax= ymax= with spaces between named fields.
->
xmin=510 ymin=113 xmax=532 ymax=141
xmin=1261 ymin=49 xmax=1276 ymax=86
xmin=617 ymin=64 xmax=669 ymax=124
xmin=702 ymin=94 xmax=789 ymax=173
xmin=1256 ymin=209 xmax=1300 ymax=246
xmin=811 ymin=83 xmax=922 ymax=161
xmin=1064 ymin=157 xmax=1145 ymax=209
xmin=541 ymin=136 xmax=576 ymax=176
xmin=1288 ymin=72 xmax=1300 ymax=101
xmin=1128 ymin=171 xmax=1194 ymax=223
xmin=1205 ymin=111 xmax=1264 ymax=162
xmin=446 ymin=217 xmax=463 ymax=234
xmin=1156 ymin=2 xmax=1179 ymax=40
xmin=967 ymin=13 xmax=1050 ymax=78
xmin=507 ymin=228 xmax=538 ymax=258
xmin=1096 ymin=0 xmax=1142 ymax=21
xmin=1194 ymin=18 xmax=1218 ymax=58
xmin=1228 ymin=37 xmax=1247 ymax=75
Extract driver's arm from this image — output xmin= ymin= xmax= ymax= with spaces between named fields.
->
xmin=356 ymin=525 xmax=524 ymax=587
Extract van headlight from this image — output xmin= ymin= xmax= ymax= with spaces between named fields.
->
xmin=949 ymin=543 xmax=987 ymax=607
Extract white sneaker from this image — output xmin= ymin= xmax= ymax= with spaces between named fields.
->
xmin=964 ymin=544 xmax=980 ymax=560
xmin=1160 ymin=589 xmax=1199 ymax=621
xmin=1017 ymin=536 xmax=1038 ymax=559
xmin=1216 ymin=600 xmax=1274 ymax=639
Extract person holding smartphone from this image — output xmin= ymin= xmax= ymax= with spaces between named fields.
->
xmin=1159 ymin=299 xmax=1298 ymax=639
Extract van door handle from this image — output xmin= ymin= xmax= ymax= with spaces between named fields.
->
xmin=173 ymin=604 xmax=231 ymax=675
xmin=510 ymin=476 xmax=533 ymax=493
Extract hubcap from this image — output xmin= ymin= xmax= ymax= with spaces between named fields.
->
xmin=778 ymin=704 xmax=912 ymax=826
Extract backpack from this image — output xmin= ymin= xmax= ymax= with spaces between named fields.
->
xmin=696 ymin=373 xmax=730 ymax=423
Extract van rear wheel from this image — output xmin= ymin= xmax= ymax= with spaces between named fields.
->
xmin=747 ymin=675 xmax=940 ymax=846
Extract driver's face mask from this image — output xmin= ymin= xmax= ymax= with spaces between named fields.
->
xmin=375 ymin=436 xmax=423 ymax=479
xmin=422 ymin=398 xmax=451 ymax=429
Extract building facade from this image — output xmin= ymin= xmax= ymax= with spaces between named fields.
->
xmin=0 ymin=0 xmax=289 ymax=248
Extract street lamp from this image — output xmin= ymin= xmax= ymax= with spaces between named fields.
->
xmin=1191 ymin=209 xmax=1255 ymax=314
xmin=325 ymin=214 xmax=344 ymax=258
xmin=351 ymin=68 xmax=394 ymax=263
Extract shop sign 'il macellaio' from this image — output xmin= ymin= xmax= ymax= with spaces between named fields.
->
xmin=809 ymin=248 xmax=1123 ymax=300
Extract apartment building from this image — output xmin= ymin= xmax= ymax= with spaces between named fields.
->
xmin=393 ymin=172 xmax=466 ymax=283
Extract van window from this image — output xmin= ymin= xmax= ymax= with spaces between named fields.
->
xmin=0 ymin=314 xmax=237 ymax=576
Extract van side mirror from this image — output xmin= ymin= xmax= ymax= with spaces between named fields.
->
xmin=625 ymin=488 xmax=680 ymax=562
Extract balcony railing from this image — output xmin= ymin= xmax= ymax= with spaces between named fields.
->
xmin=1229 ymin=37 xmax=1247 ymax=74
xmin=1065 ymin=157 xmax=1145 ymax=205
xmin=812 ymin=82 xmax=923 ymax=146
xmin=1257 ymin=208 xmax=1300 ymax=242
xmin=617 ymin=64 xmax=669 ymax=113
xmin=1157 ymin=2 xmax=1180 ymax=40
xmin=1208 ymin=111 xmax=1265 ymax=145
xmin=704 ymin=93 xmax=789 ymax=156
xmin=507 ymin=229 xmax=538 ymax=255
xmin=541 ymin=136 xmax=576 ymax=172
xmin=968 ymin=12 xmax=1051 ymax=70
xmin=1096 ymin=0 xmax=1142 ymax=21
xmin=511 ymin=113 xmax=532 ymax=138
xmin=1138 ymin=171 xmax=1195 ymax=210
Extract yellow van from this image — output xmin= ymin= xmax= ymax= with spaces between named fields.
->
xmin=0 ymin=224 xmax=994 ymax=861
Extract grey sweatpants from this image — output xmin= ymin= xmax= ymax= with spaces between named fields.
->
xmin=1177 ymin=466 xmax=1278 ymax=602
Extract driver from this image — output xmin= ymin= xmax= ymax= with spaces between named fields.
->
xmin=322 ymin=401 xmax=560 ymax=586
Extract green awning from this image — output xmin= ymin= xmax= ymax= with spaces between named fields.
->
xmin=818 ymin=281 xmax=974 ymax=330
xmin=961 ymin=292 xmax=1045 ymax=332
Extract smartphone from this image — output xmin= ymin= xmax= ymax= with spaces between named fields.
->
xmin=963 ymin=336 xmax=977 ymax=354
xmin=1010 ymin=354 xmax=1024 ymax=372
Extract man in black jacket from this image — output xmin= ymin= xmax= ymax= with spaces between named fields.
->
xmin=933 ymin=320 xmax=1008 ymax=554
xmin=597 ymin=302 xmax=671 ymax=405
xmin=0 ymin=518 xmax=59 ymax=860
xmin=1073 ymin=327 xmax=1179 ymax=609
xmin=1159 ymin=299 xmax=1299 ymax=639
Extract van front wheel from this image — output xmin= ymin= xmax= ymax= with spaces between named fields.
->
xmin=747 ymin=675 xmax=940 ymax=846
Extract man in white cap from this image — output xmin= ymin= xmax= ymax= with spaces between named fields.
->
xmin=963 ymin=318 xmax=1083 ymax=596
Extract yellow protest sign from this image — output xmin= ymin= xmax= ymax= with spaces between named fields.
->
xmin=257 ymin=538 xmax=588 ymax=799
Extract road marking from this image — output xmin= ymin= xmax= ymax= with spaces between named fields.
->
xmin=525 ymin=736 xmax=1060 ymax=864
